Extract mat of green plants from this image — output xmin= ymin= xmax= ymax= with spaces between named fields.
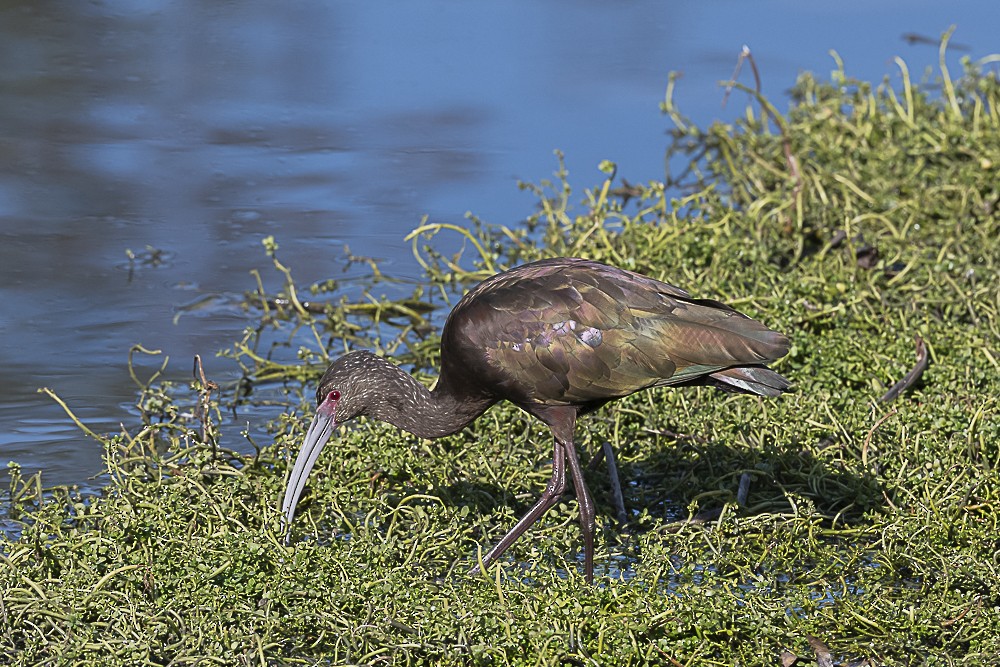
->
xmin=3 ymin=45 xmax=999 ymax=666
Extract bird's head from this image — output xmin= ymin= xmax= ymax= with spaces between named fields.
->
xmin=280 ymin=350 xmax=381 ymax=540
xmin=312 ymin=350 xmax=381 ymax=424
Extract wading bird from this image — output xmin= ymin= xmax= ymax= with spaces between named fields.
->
xmin=281 ymin=257 xmax=790 ymax=582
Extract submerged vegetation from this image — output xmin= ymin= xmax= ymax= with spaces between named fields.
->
xmin=3 ymin=45 xmax=1000 ymax=665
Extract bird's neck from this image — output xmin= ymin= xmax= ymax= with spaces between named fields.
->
xmin=367 ymin=362 xmax=494 ymax=440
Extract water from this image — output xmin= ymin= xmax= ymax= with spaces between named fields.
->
xmin=1 ymin=1 xmax=997 ymax=489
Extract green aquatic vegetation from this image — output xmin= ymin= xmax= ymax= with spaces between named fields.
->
xmin=3 ymin=48 xmax=1000 ymax=665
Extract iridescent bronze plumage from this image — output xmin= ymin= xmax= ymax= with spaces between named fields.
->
xmin=281 ymin=257 xmax=790 ymax=582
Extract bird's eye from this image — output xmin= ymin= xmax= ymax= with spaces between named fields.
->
xmin=328 ymin=390 xmax=341 ymax=402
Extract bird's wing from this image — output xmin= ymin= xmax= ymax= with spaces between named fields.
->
xmin=443 ymin=258 xmax=788 ymax=406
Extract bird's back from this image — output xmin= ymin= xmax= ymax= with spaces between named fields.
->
xmin=438 ymin=258 xmax=789 ymax=409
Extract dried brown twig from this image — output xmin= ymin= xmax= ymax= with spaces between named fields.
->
xmin=193 ymin=355 xmax=220 ymax=449
xmin=879 ymin=336 xmax=929 ymax=403
xmin=725 ymin=45 xmax=803 ymax=203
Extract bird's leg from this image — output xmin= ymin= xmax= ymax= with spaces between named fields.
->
xmin=471 ymin=440 xmax=567 ymax=578
xmin=563 ymin=439 xmax=596 ymax=584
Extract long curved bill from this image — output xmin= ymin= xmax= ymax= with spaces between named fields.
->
xmin=280 ymin=400 xmax=337 ymax=543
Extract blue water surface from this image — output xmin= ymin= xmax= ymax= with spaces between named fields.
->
xmin=0 ymin=1 xmax=996 ymax=487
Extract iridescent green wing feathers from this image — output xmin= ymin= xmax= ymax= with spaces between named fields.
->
xmin=442 ymin=258 xmax=789 ymax=407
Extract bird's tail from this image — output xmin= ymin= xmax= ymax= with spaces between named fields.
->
xmin=708 ymin=365 xmax=791 ymax=397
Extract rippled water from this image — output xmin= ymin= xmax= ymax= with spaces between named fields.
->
xmin=1 ymin=1 xmax=996 ymax=489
